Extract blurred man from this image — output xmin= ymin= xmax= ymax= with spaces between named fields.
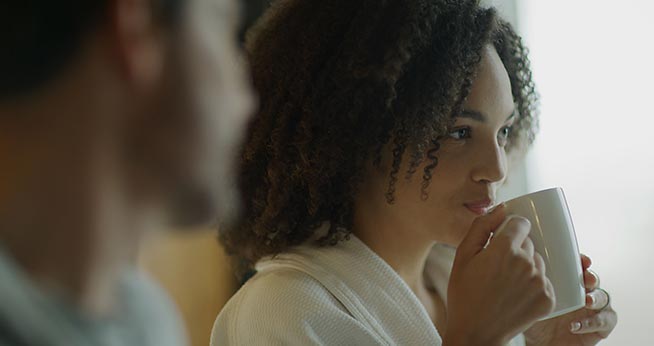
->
xmin=0 ymin=0 xmax=253 ymax=344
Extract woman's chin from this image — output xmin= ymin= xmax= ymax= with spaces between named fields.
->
xmin=436 ymin=233 xmax=464 ymax=248
xmin=449 ymin=223 xmax=475 ymax=248
xmin=428 ymin=217 xmax=474 ymax=248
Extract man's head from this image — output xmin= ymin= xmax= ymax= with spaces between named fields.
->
xmin=0 ymin=0 xmax=254 ymax=230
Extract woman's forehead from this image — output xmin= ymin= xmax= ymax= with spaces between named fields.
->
xmin=462 ymin=45 xmax=515 ymax=123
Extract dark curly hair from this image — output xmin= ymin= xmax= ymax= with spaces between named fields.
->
xmin=220 ymin=0 xmax=539 ymax=268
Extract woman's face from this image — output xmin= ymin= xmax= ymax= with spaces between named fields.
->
xmin=380 ymin=45 xmax=516 ymax=247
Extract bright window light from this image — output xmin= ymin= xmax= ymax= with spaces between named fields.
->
xmin=521 ymin=1 xmax=654 ymax=344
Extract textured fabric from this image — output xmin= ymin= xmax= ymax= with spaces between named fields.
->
xmin=213 ymin=238 xmax=526 ymax=346
xmin=213 ymin=235 xmax=440 ymax=345
xmin=0 ymin=248 xmax=187 ymax=346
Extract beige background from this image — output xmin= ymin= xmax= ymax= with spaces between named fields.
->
xmin=140 ymin=230 xmax=237 ymax=346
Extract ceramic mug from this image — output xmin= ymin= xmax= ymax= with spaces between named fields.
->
xmin=500 ymin=187 xmax=585 ymax=320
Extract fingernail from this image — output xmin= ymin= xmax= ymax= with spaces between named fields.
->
xmin=570 ymin=321 xmax=581 ymax=332
xmin=587 ymin=293 xmax=596 ymax=306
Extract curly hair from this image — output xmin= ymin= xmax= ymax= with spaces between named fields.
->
xmin=219 ymin=0 xmax=539 ymax=267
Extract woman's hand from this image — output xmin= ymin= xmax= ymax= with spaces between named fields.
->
xmin=524 ymin=254 xmax=618 ymax=346
xmin=444 ymin=204 xmax=556 ymax=346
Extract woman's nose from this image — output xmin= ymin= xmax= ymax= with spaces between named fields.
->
xmin=471 ymin=142 xmax=507 ymax=184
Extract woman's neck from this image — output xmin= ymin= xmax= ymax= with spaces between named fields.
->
xmin=352 ymin=194 xmax=450 ymax=332
xmin=351 ymin=193 xmax=436 ymax=294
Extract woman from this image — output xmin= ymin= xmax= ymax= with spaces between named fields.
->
xmin=213 ymin=0 xmax=617 ymax=345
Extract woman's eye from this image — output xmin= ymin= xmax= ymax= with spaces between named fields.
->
xmin=448 ymin=127 xmax=471 ymax=140
xmin=498 ymin=125 xmax=513 ymax=146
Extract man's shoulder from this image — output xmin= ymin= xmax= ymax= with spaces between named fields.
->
xmin=121 ymin=269 xmax=188 ymax=346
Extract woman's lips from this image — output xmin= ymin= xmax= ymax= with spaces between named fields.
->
xmin=464 ymin=199 xmax=493 ymax=215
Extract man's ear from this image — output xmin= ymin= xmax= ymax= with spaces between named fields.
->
xmin=110 ymin=0 xmax=165 ymax=89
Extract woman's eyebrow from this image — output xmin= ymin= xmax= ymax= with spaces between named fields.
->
xmin=459 ymin=109 xmax=516 ymax=122
xmin=460 ymin=110 xmax=486 ymax=122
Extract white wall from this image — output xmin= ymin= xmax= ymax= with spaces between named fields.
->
xmin=486 ymin=0 xmax=653 ymax=343
xmin=520 ymin=0 xmax=654 ymax=344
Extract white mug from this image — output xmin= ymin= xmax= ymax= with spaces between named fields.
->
xmin=501 ymin=187 xmax=585 ymax=320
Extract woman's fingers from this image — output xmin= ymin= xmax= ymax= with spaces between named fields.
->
xmin=581 ymin=254 xmax=592 ymax=270
xmin=570 ymin=255 xmax=618 ymax=338
xmin=584 ymin=269 xmax=600 ymax=292
xmin=522 ymin=236 xmax=535 ymax=261
xmin=586 ymin=288 xmax=609 ymax=310
xmin=570 ymin=309 xmax=618 ymax=337
xmin=533 ymin=251 xmax=545 ymax=275
xmin=533 ymin=252 xmax=555 ymax=301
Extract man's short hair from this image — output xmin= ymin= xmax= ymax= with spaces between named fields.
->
xmin=0 ymin=0 xmax=181 ymax=99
